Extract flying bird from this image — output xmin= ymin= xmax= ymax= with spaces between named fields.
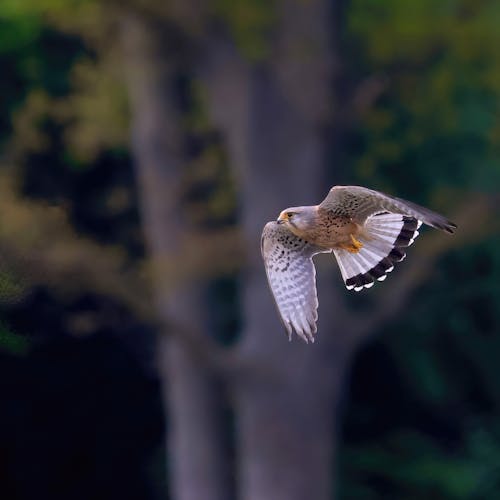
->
xmin=261 ymin=185 xmax=456 ymax=343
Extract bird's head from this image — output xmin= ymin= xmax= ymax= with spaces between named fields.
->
xmin=277 ymin=206 xmax=314 ymax=233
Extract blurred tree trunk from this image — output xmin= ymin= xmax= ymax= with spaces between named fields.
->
xmin=121 ymin=13 xmax=231 ymax=500
xmin=121 ymin=0 xmax=356 ymax=498
xmin=201 ymin=2 xmax=352 ymax=499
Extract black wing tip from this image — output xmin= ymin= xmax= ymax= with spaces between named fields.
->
xmin=433 ymin=220 xmax=457 ymax=234
xmin=394 ymin=217 xmax=421 ymax=248
xmin=345 ymin=271 xmax=376 ymax=291
xmin=445 ymin=221 xmax=457 ymax=234
xmin=402 ymin=215 xmax=457 ymax=237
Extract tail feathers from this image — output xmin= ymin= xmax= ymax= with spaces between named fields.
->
xmin=333 ymin=213 xmax=422 ymax=292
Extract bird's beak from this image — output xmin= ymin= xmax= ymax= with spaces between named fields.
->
xmin=277 ymin=213 xmax=287 ymax=224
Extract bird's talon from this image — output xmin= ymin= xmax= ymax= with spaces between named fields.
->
xmin=341 ymin=234 xmax=363 ymax=253
xmin=350 ymin=234 xmax=363 ymax=250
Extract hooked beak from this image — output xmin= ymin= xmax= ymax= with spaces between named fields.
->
xmin=277 ymin=213 xmax=287 ymax=224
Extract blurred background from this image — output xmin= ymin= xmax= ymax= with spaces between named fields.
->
xmin=0 ymin=1 xmax=499 ymax=499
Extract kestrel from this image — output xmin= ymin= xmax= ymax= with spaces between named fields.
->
xmin=261 ymin=185 xmax=456 ymax=342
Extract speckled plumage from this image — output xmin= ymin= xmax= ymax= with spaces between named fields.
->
xmin=261 ymin=222 xmax=330 ymax=342
xmin=261 ymin=185 xmax=456 ymax=342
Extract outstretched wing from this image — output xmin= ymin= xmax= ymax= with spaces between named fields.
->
xmin=319 ymin=185 xmax=456 ymax=233
xmin=320 ymin=185 xmax=456 ymax=292
xmin=261 ymin=221 xmax=330 ymax=343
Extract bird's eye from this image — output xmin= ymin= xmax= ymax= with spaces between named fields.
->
xmin=286 ymin=212 xmax=294 ymax=218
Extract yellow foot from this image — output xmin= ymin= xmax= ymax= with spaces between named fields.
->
xmin=350 ymin=234 xmax=364 ymax=251
xmin=339 ymin=235 xmax=364 ymax=253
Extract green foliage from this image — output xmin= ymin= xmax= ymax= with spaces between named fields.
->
xmin=0 ymin=13 xmax=41 ymax=55
xmin=341 ymin=426 xmax=500 ymax=499
xmin=350 ymin=0 xmax=500 ymax=196
xmin=1 ymin=0 xmax=127 ymax=163
xmin=342 ymin=1 xmax=500 ymax=498
xmin=58 ymin=56 xmax=130 ymax=163
xmin=349 ymin=0 xmax=500 ymax=65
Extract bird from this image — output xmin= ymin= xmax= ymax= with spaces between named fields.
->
xmin=261 ymin=185 xmax=456 ymax=343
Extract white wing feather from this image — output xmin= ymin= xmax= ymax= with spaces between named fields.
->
xmin=261 ymin=222 xmax=330 ymax=343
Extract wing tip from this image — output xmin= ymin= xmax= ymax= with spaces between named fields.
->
xmin=428 ymin=218 xmax=457 ymax=234
xmin=284 ymin=320 xmax=317 ymax=344
xmin=444 ymin=221 xmax=457 ymax=234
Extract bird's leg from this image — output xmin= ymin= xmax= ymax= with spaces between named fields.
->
xmin=338 ymin=234 xmax=364 ymax=253
xmin=349 ymin=234 xmax=364 ymax=251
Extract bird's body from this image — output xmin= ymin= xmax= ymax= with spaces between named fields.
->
xmin=279 ymin=205 xmax=362 ymax=250
xmin=261 ymin=185 xmax=456 ymax=343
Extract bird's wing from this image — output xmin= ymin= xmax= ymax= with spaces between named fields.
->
xmin=261 ymin=221 xmax=330 ymax=343
xmin=318 ymin=185 xmax=456 ymax=233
